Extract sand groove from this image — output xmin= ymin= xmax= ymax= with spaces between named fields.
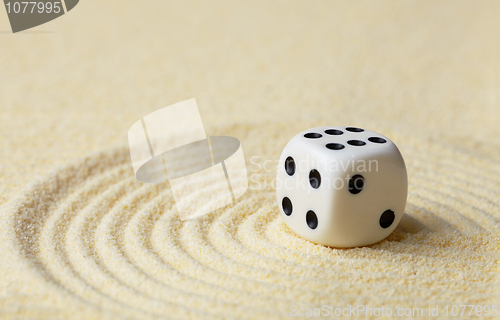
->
xmin=3 ymin=138 xmax=500 ymax=319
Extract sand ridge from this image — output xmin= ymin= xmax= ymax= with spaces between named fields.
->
xmin=1 ymin=128 xmax=499 ymax=319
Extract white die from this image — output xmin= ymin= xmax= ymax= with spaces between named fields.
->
xmin=276 ymin=126 xmax=408 ymax=247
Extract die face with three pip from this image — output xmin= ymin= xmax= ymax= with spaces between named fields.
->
xmin=276 ymin=126 xmax=408 ymax=248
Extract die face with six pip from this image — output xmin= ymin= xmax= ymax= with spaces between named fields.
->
xmin=276 ymin=126 xmax=408 ymax=248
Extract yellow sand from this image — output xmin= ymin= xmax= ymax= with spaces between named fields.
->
xmin=0 ymin=1 xmax=499 ymax=319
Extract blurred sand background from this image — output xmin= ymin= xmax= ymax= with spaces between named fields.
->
xmin=0 ymin=1 xmax=499 ymax=319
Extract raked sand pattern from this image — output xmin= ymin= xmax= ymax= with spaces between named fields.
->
xmin=1 ymin=1 xmax=500 ymax=319
xmin=1 ymin=126 xmax=499 ymax=319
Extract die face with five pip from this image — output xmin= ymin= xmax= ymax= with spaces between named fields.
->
xmin=276 ymin=126 xmax=408 ymax=248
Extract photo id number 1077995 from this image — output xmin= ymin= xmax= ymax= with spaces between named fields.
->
xmin=5 ymin=2 xmax=61 ymax=14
